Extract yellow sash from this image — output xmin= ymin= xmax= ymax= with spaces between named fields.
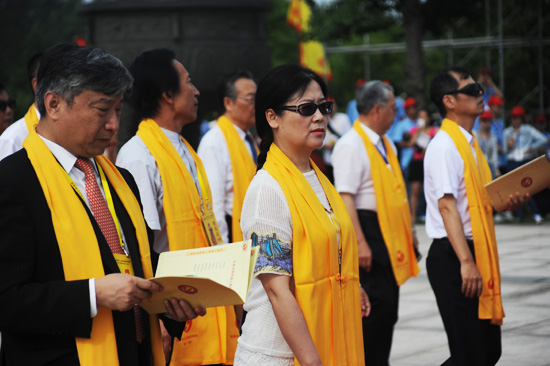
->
xmin=217 ymin=115 xmax=258 ymax=242
xmin=440 ymin=118 xmax=504 ymax=325
xmin=353 ymin=121 xmax=420 ymax=286
xmin=136 ymin=119 xmax=239 ymax=365
xmin=24 ymin=103 xmax=39 ymax=132
xmin=23 ymin=128 xmax=164 ymax=365
xmin=263 ymin=143 xmax=364 ymax=365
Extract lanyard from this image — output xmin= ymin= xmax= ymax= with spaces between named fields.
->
xmin=63 ymin=159 xmax=128 ymax=257
xmin=181 ymin=136 xmax=213 ymax=213
xmin=375 ymin=139 xmax=389 ymax=165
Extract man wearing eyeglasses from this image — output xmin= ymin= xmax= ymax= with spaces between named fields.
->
xmin=332 ymin=80 xmax=420 ymax=365
xmin=0 ymin=82 xmax=15 ymax=135
xmin=197 ymin=70 xmax=258 ymax=245
xmin=424 ymin=66 xmax=526 ymax=366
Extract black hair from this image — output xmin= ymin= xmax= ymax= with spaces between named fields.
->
xmin=429 ymin=66 xmax=471 ymax=118
xmin=255 ymin=64 xmax=327 ymax=170
xmin=127 ymin=48 xmax=180 ymax=120
xmin=36 ymin=43 xmax=133 ymax=116
xmin=27 ymin=52 xmax=43 ymax=95
xmin=217 ymin=70 xmax=254 ymax=112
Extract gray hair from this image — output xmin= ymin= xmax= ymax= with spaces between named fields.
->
xmin=36 ymin=43 xmax=133 ymax=115
xmin=356 ymin=80 xmax=394 ymax=115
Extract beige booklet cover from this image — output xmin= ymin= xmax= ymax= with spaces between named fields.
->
xmin=140 ymin=240 xmax=259 ymax=314
xmin=485 ymin=155 xmax=550 ymax=212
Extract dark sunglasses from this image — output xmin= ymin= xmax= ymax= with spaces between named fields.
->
xmin=445 ymin=82 xmax=485 ymax=98
xmin=0 ymin=99 xmax=15 ymax=112
xmin=277 ymin=101 xmax=333 ymax=116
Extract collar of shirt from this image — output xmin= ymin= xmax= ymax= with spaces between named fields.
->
xmin=230 ymin=121 xmax=247 ymax=141
xmin=359 ymin=122 xmax=385 ymax=150
xmin=458 ymin=123 xmax=475 ymax=148
xmin=38 ymin=134 xmax=96 ymax=175
xmin=160 ymin=126 xmax=183 ymax=146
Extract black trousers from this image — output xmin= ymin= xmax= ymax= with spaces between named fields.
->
xmin=357 ymin=210 xmax=399 ymax=366
xmin=427 ymin=238 xmax=501 ymax=366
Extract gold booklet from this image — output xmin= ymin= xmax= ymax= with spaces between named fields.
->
xmin=485 ymin=155 xmax=550 ymax=212
xmin=141 ymin=240 xmax=259 ymax=314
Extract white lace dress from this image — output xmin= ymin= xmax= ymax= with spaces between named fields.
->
xmin=233 ymin=169 xmax=331 ymax=366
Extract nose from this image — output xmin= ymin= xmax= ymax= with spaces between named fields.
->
xmin=105 ymin=110 xmax=120 ymax=133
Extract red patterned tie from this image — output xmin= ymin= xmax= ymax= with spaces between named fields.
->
xmin=74 ymin=158 xmax=146 ymax=343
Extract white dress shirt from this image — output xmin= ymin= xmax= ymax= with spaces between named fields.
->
xmin=38 ymin=134 xmax=112 ymax=318
xmin=424 ymin=125 xmax=477 ymax=239
xmin=331 ymin=122 xmax=397 ymax=211
xmin=197 ymin=122 xmax=254 ymax=243
xmin=116 ymin=127 xmax=200 ymax=254
xmin=0 ymin=105 xmax=41 ymax=161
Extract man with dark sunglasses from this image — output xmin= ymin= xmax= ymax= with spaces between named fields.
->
xmin=332 ymin=80 xmax=420 ymax=365
xmin=0 ymin=53 xmax=42 ymax=160
xmin=0 ymin=83 xmax=15 ymax=135
xmin=424 ymin=66 xmax=526 ymax=366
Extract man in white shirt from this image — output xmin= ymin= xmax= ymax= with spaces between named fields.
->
xmin=197 ymin=70 xmax=257 ymax=244
xmin=117 ymin=49 xmax=239 ymax=366
xmin=424 ymin=66 xmax=525 ymax=366
xmin=0 ymin=52 xmax=42 ymax=160
xmin=332 ymin=81 xmax=419 ymax=365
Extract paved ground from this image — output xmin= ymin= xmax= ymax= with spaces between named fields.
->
xmin=390 ymin=221 xmax=550 ymax=366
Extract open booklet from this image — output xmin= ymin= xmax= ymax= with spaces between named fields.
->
xmin=140 ymin=240 xmax=259 ymax=314
xmin=485 ymin=155 xmax=550 ymax=212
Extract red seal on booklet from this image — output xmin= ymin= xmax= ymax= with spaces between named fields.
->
xmin=521 ymin=177 xmax=533 ymax=188
xmin=178 ymin=285 xmax=198 ymax=294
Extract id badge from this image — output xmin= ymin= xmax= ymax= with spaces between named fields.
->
xmin=201 ymin=210 xmax=223 ymax=246
xmin=113 ymin=253 xmax=135 ymax=275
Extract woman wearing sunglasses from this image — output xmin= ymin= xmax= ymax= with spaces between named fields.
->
xmin=234 ymin=64 xmax=367 ymax=366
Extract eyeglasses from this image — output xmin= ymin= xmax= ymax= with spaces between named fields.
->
xmin=237 ymin=96 xmax=255 ymax=104
xmin=0 ymin=99 xmax=15 ymax=112
xmin=445 ymin=82 xmax=485 ymax=98
xmin=277 ymin=101 xmax=333 ymax=116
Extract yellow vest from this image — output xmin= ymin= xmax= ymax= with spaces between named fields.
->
xmin=263 ymin=143 xmax=364 ymax=366
xmin=353 ymin=121 xmax=420 ymax=286
xmin=441 ymin=118 xmax=504 ymax=325
xmin=136 ymin=119 xmax=239 ymax=365
xmin=23 ymin=127 xmax=164 ymax=365
xmin=217 ymin=115 xmax=258 ymax=242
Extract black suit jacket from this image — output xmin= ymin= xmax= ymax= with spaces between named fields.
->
xmin=0 ymin=149 xmax=178 ymax=366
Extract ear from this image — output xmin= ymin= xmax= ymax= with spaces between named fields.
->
xmin=43 ymin=92 xmax=62 ymax=120
xmin=162 ymin=91 xmax=174 ymax=105
xmin=265 ymin=109 xmax=279 ymax=129
xmin=442 ymin=94 xmax=455 ymax=111
xmin=31 ymin=78 xmax=38 ymax=94
xmin=223 ymin=96 xmax=234 ymax=112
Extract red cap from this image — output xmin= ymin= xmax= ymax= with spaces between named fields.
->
xmin=480 ymin=110 xmax=493 ymax=120
xmin=534 ymin=114 xmax=546 ymax=123
xmin=404 ymin=97 xmax=417 ymax=109
xmin=510 ymin=105 xmax=526 ymax=117
xmin=479 ymin=67 xmax=491 ymax=75
xmin=355 ymin=78 xmax=366 ymax=88
xmin=488 ymin=95 xmax=504 ymax=106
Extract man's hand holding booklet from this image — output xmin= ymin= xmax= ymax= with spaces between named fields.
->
xmin=140 ymin=240 xmax=259 ymax=314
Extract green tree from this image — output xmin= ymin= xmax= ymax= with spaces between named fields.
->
xmin=0 ymin=0 xmax=84 ymax=119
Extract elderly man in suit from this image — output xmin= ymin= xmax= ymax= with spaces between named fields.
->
xmin=0 ymin=43 xmax=205 ymax=366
